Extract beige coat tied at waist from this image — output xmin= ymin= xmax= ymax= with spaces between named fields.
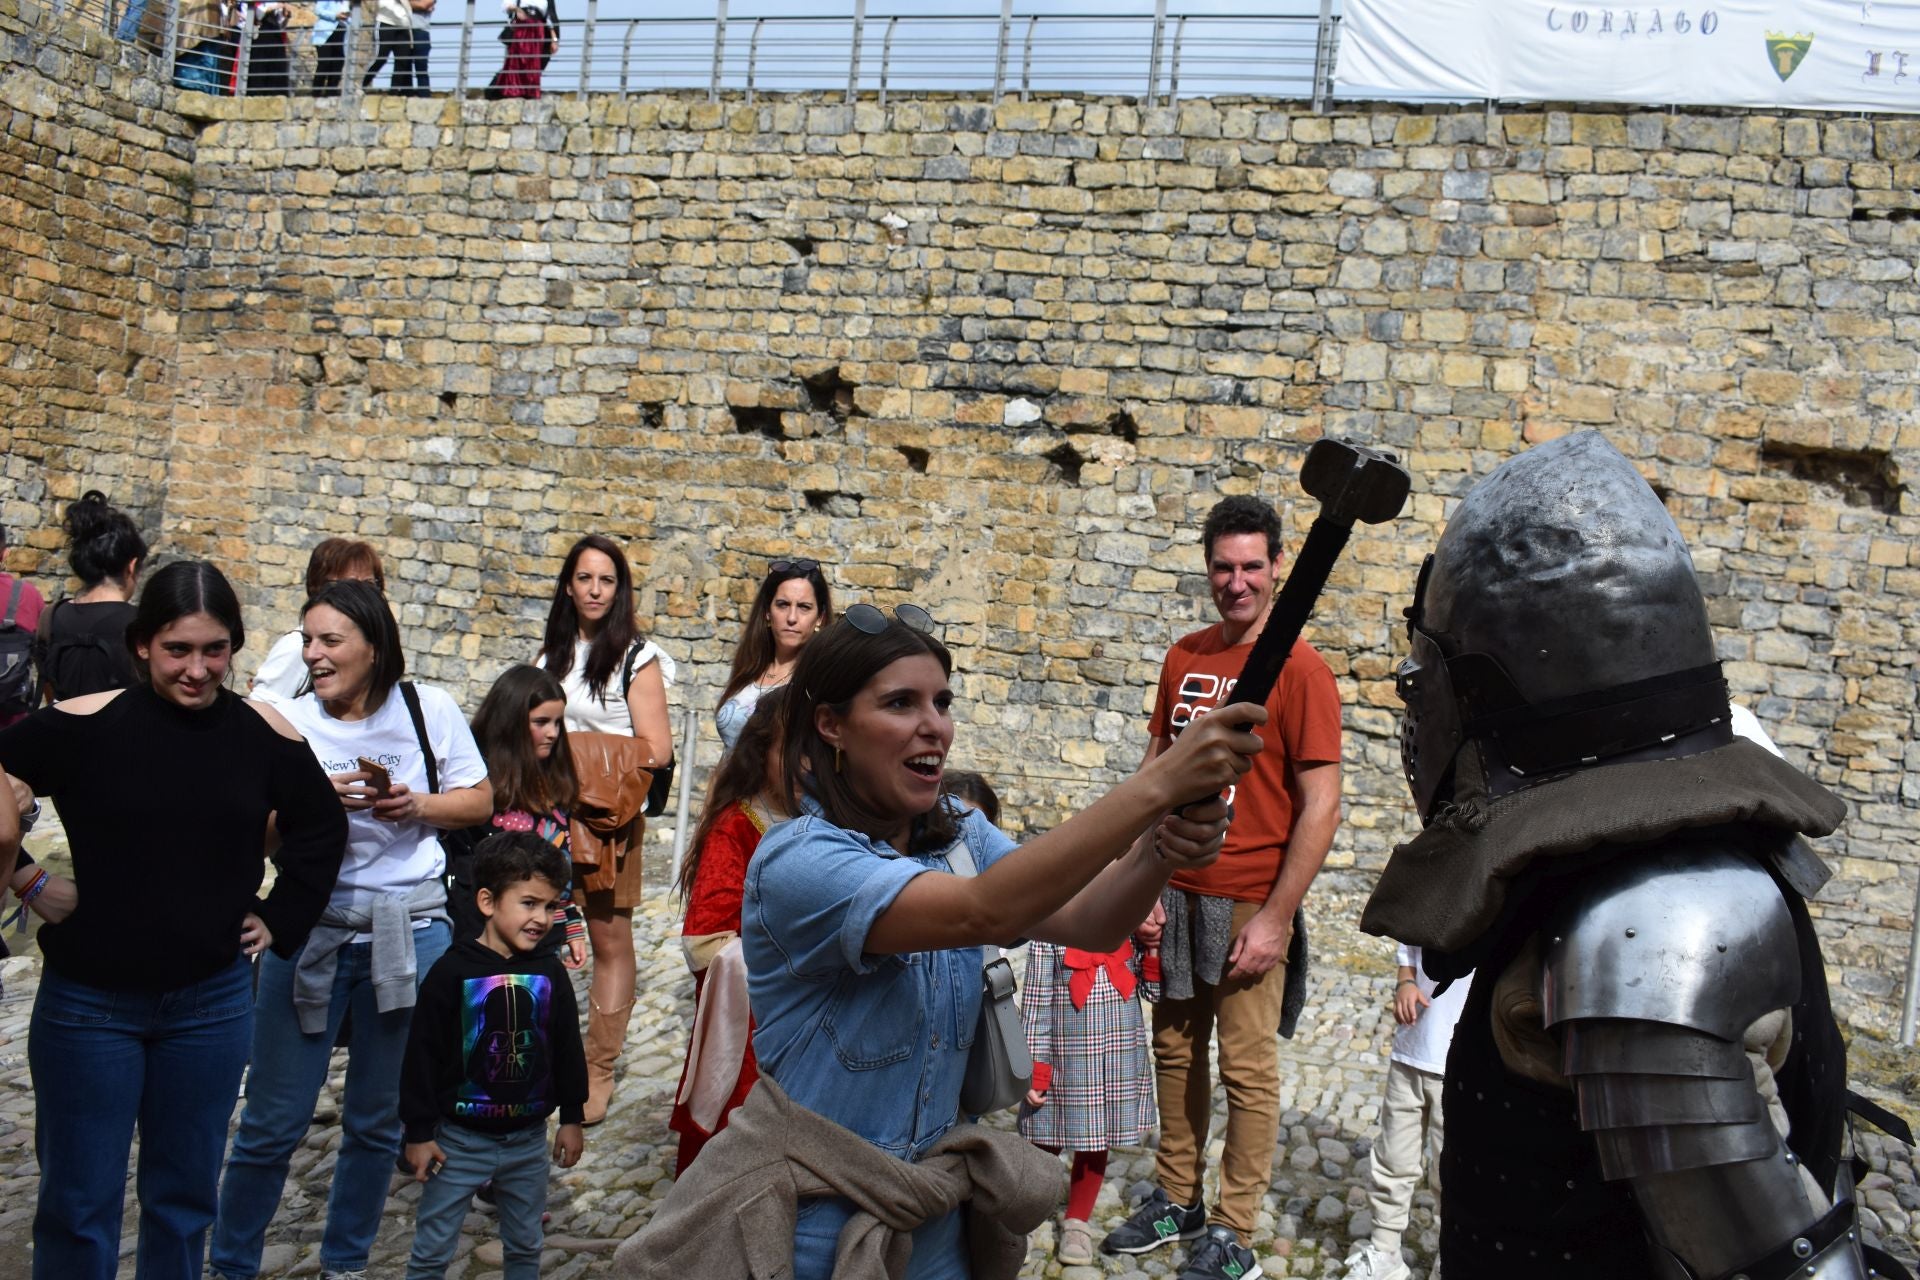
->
xmin=612 ymin=1073 xmax=1062 ymax=1280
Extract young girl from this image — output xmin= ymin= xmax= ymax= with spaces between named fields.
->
xmin=453 ymin=664 xmax=587 ymax=967
xmin=1019 ymin=909 xmax=1159 ymax=1266
xmin=668 ymin=689 xmax=786 ymax=1173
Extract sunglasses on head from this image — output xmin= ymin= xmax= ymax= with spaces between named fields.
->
xmin=843 ymin=602 xmax=936 ymax=636
xmin=769 ymin=558 xmax=820 ymax=576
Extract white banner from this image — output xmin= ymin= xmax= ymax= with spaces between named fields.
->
xmin=1336 ymin=0 xmax=1920 ymax=114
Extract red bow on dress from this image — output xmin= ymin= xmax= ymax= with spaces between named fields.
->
xmin=1063 ymin=940 xmax=1136 ymax=1010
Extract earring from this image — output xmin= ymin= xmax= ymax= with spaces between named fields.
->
xmin=834 ymin=747 xmax=843 ymax=773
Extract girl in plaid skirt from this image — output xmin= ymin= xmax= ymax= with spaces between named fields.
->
xmin=1019 ymin=931 xmax=1159 ymax=1265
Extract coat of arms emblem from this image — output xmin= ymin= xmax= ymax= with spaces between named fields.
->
xmin=1766 ymin=30 xmax=1814 ymax=80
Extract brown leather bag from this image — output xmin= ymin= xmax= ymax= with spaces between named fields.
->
xmin=568 ymin=731 xmax=655 ymax=893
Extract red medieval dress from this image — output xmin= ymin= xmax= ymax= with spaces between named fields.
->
xmin=668 ymin=798 xmax=770 ymax=1174
xmin=493 ymin=4 xmax=553 ymax=98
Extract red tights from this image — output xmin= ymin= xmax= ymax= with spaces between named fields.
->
xmin=1040 ymin=1146 xmax=1109 ymax=1222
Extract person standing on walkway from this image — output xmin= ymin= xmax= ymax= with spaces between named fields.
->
xmin=1100 ymin=495 xmax=1343 ymax=1280
xmin=0 ymin=561 xmax=346 ymax=1280
xmin=1341 ymin=945 xmax=1471 ymax=1280
xmin=36 ymin=491 xmax=147 ymax=704
xmin=537 ymin=534 xmax=675 ymax=1125
xmin=212 ymin=579 xmax=491 ymax=1280
xmin=249 ymin=537 xmax=385 ymax=699
xmin=0 ymin=521 xmax=47 ymax=730
xmin=713 ymin=557 xmax=831 ymax=752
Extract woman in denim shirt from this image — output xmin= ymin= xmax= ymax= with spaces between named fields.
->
xmin=743 ymin=606 xmax=1265 ymax=1280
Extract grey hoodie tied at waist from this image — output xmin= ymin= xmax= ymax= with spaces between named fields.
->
xmin=292 ymin=879 xmax=450 ymax=1034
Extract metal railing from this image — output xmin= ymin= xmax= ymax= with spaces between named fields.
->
xmin=46 ymin=0 xmax=1341 ymax=107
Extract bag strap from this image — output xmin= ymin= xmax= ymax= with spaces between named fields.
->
xmin=939 ymin=834 xmax=993 ymax=973
xmin=399 ymin=680 xmax=440 ymax=794
xmin=2 ymin=579 xmax=22 ymax=629
xmin=620 ymin=639 xmax=645 ymax=696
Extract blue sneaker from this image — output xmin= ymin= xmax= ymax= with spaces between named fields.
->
xmin=1177 ymin=1225 xmax=1265 ymax=1280
xmin=1099 ymin=1187 xmax=1207 ymax=1255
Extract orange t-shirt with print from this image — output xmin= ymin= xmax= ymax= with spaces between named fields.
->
xmin=1147 ymin=626 xmax=1343 ymax=904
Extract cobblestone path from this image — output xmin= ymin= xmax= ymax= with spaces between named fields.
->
xmin=2 ymin=870 xmax=1916 ymax=1279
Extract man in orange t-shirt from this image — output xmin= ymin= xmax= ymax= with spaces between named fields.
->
xmin=1099 ymin=495 xmax=1342 ymax=1280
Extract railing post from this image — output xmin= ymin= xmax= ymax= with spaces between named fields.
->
xmin=879 ymin=15 xmax=895 ymax=106
xmin=1902 ymin=872 xmax=1920 ymax=1046
xmin=456 ymin=0 xmax=474 ymax=97
xmin=1311 ymin=0 xmax=1335 ymax=113
xmin=846 ymin=0 xmax=863 ymax=104
xmin=103 ymin=0 xmax=116 ymax=38
xmin=667 ymin=705 xmax=700 ymax=892
xmin=1145 ymin=0 xmax=1167 ymax=107
xmin=1020 ymin=14 xmax=1035 ymax=102
xmin=345 ymin=4 xmax=364 ymax=104
xmin=621 ymin=19 xmax=635 ymax=94
xmin=745 ymin=15 xmax=761 ymax=104
xmin=235 ymin=2 xmax=254 ymax=95
xmin=162 ymin=0 xmax=180 ymax=80
xmin=577 ymin=0 xmax=596 ymax=96
xmin=991 ymin=0 xmax=1010 ymax=104
xmin=708 ymin=0 xmax=726 ymax=101
xmin=1167 ymin=14 xmax=1186 ymax=103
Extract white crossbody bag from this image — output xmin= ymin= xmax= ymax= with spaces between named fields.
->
xmin=943 ymin=838 xmax=1033 ymax=1115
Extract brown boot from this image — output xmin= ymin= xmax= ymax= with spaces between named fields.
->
xmin=583 ymin=996 xmax=635 ymax=1126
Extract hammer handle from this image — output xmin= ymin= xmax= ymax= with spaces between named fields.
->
xmin=1226 ymin=516 xmax=1351 ymax=709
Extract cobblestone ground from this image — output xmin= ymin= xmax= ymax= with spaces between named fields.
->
xmin=2 ymin=852 xmax=1918 ymax=1279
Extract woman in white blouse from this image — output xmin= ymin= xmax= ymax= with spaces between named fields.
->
xmin=537 ymin=534 xmax=675 ymax=1122
xmin=713 ymin=557 xmax=832 ymax=751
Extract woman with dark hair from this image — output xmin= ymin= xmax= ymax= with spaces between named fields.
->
xmin=653 ymin=606 xmax=1264 ymax=1280
xmin=669 ymin=687 xmax=787 ymax=1173
xmin=212 ymin=579 xmax=491 ymax=1280
xmin=36 ymin=490 xmax=150 ymax=702
xmin=537 ymin=533 xmax=675 ymax=1124
xmin=249 ymin=537 xmax=386 ymax=699
xmin=714 ymin=557 xmax=832 ymax=752
xmin=0 ymin=561 xmax=345 ymax=1280
xmin=448 ymin=663 xmax=586 ymax=964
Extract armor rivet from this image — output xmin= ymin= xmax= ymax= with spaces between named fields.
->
xmin=1717 ymin=943 xmax=1728 ymax=952
xmin=1624 ymin=928 xmax=1637 ymax=938
xmin=1793 ymin=1239 xmax=1813 ymax=1258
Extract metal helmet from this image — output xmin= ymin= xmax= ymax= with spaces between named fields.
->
xmin=1396 ymin=430 xmax=1733 ymax=822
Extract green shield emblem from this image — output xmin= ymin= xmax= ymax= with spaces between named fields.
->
xmin=1765 ymin=31 xmax=1813 ymax=81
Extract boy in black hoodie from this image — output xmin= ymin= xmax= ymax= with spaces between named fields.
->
xmin=400 ymin=831 xmax=587 ymax=1279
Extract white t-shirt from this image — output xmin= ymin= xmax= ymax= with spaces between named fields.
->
xmin=541 ymin=638 xmax=676 ymax=737
xmin=1392 ymin=943 xmax=1473 ymax=1075
xmin=262 ymin=683 xmax=488 ymax=904
xmin=249 ymin=629 xmax=307 ymax=700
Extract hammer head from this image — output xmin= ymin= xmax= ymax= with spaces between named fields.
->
xmin=1299 ymin=438 xmax=1412 ymax=525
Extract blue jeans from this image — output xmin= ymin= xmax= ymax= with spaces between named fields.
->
xmin=29 ymin=957 xmax=253 ymax=1280
xmin=210 ymin=922 xmax=451 ymax=1278
xmin=114 ymin=0 xmax=148 ymax=41
xmin=406 ymin=1123 xmax=549 ymax=1280
xmin=793 ymin=1200 xmax=968 ymax=1280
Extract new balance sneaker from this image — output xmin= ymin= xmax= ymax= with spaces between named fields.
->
xmin=1342 ymin=1243 xmax=1412 ymax=1280
xmin=1099 ymin=1187 xmax=1207 ymax=1255
xmin=1176 ymin=1225 xmax=1264 ymax=1280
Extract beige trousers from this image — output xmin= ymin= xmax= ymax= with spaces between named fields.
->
xmin=1367 ymin=1057 xmax=1445 ymax=1252
xmin=1150 ymin=900 xmax=1289 ymax=1243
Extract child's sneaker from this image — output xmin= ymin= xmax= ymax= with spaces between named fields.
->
xmin=1176 ymin=1225 xmax=1263 ymax=1280
xmin=1343 ymin=1243 xmax=1412 ymax=1280
xmin=1057 ymin=1219 xmax=1096 ymax=1265
xmin=1099 ymin=1187 xmax=1206 ymax=1255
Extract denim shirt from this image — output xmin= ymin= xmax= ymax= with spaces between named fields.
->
xmin=742 ymin=798 xmax=1017 ymax=1161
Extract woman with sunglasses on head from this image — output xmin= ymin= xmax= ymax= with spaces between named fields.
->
xmin=537 ymin=534 xmax=677 ymax=1124
xmin=212 ymin=579 xmax=491 ymax=1280
xmin=628 ymin=604 xmax=1266 ymax=1280
xmin=0 ymin=561 xmax=346 ymax=1280
xmin=714 ymin=557 xmax=832 ymax=752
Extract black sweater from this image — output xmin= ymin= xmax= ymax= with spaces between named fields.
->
xmin=400 ymin=937 xmax=588 ymax=1142
xmin=0 ymin=685 xmax=346 ymax=991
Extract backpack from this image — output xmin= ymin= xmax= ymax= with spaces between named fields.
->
xmin=39 ymin=600 xmax=127 ymax=701
xmin=0 ymin=580 xmax=34 ymax=716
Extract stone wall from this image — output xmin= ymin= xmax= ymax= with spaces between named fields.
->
xmin=0 ymin=0 xmax=190 ymax=555
xmin=2 ymin=8 xmax=1916 ymax=1030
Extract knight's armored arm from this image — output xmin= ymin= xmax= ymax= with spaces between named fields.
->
xmin=1540 ymin=845 xmax=1870 ymax=1280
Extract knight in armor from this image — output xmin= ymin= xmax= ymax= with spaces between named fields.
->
xmin=1362 ymin=430 xmax=1910 ymax=1280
